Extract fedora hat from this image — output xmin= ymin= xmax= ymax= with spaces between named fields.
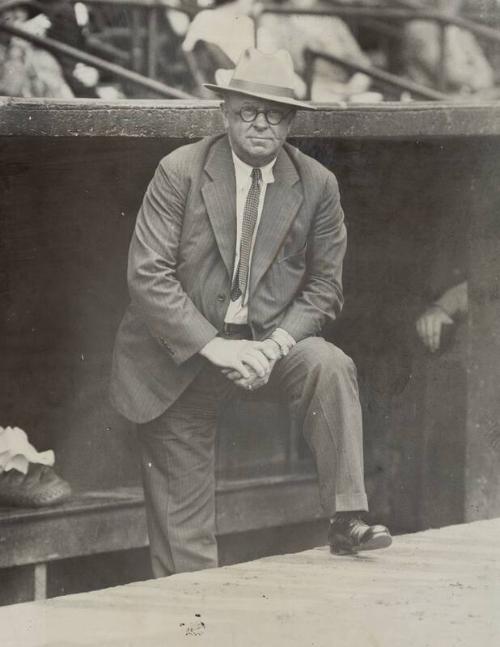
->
xmin=204 ymin=48 xmax=315 ymax=110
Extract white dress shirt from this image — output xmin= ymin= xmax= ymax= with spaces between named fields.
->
xmin=224 ymin=152 xmax=276 ymax=324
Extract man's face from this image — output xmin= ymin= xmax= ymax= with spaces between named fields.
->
xmin=221 ymin=94 xmax=296 ymax=167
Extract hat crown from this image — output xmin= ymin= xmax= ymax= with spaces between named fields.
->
xmin=230 ymin=48 xmax=295 ymax=94
xmin=203 ymin=47 xmax=315 ymax=110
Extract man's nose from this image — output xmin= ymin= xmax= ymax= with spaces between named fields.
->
xmin=253 ymin=112 xmax=268 ymax=129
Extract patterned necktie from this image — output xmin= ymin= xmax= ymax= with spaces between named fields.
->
xmin=231 ymin=167 xmax=262 ymax=301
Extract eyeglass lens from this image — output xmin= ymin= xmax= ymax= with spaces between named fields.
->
xmin=239 ymin=107 xmax=286 ymax=125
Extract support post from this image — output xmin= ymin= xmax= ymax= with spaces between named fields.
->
xmin=147 ymin=7 xmax=160 ymax=80
xmin=131 ymin=7 xmax=144 ymax=74
xmin=303 ymin=50 xmax=315 ymax=101
xmin=33 ymin=563 xmax=48 ymax=601
xmin=436 ymin=20 xmax=447 ymax=93
xmin=465 ymin=167 xmax=500 ymax=521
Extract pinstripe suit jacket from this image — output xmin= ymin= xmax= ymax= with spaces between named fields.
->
xmin=110 ymin=134 xmax=347 ymax=423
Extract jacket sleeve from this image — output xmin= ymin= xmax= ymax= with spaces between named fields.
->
xmin=278 ymin=171 xmax=347 ymax=341
xmin=127 ymin=157 xmax=218 ymax=366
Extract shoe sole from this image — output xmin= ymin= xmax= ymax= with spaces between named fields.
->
xmin=330 ymin=533 xmax=392 ymax=555
xmin=357 ymin=533 xmax=393 ymax=552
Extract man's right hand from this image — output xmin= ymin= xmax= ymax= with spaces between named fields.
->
xmin=199 ymin=337 xmax=272 ymax=379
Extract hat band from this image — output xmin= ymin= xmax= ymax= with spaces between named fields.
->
xmin=228 ymin=78 xmax=295 ymax=100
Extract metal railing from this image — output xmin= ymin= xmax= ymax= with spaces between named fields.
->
xmin=303 ymin=48 xmax=447 ymax=101
xmin=75 ymin=0 xmax=197 ymax=80
xmin=0 ymin=22 xmax=194 ymax=99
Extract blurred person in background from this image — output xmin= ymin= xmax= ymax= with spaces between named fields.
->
xmin=183 ymin=0 xmax=382 ymax=102
xmin=0 ymin=3 xmax=74 ymax=97
xmin=0 ymin=0 xmax=98 ymax=98
xmin=260 ymin=0 xmax=381 ymax=102
xmin=403 ymin=0 xmax=495 ymax=96
xmin=41 ymin=0 xmax=99 ymax=97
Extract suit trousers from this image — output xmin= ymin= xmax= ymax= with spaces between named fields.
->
xmin=137 ymin=335 xmax=368 ymax=578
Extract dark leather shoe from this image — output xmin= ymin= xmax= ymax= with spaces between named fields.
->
xmin=0 ymin=464 xmax=72 ymax=508
xmin=329 ymin=515 xmax=392 ymax=555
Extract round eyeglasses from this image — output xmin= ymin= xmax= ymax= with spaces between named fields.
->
xmin=236 ymin=106 xmax=292 ymax=126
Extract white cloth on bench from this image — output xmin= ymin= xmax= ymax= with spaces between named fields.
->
xmin=0 ymin=427 xmax=55 ymax=475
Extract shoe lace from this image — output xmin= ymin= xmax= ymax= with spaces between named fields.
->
xmin=347 ymin=518 xmax=370 ymax=542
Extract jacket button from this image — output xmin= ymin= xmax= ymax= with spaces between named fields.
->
xmin=217 ymin=294 xmax=226 ymax=302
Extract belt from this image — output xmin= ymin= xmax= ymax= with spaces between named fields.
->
xmin=222 ymin=323 xmax=252 ymax=338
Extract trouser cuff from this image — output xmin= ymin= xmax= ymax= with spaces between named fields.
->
xmin=334 ymin=491 xmax=369 ymax=513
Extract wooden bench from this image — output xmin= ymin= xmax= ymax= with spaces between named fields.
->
xmin=0 ymin=468 xmax=323 ymax=603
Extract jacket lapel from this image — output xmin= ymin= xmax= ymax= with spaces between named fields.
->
xmin=249 ymin=146 xmax=302 ymax=296
xmin=201 ymin=137 xmax=303 ymax=288
xmin=201 ymin=136 xmax=237 ymax=278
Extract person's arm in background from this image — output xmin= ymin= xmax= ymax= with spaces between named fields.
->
xmin=416 ymin=281 xmax=468 ymax=352
xmin=442 ymin=27 xmax=494 ymax=93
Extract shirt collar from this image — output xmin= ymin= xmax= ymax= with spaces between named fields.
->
xmin=231 ymin=150 xmax=276 ymax=186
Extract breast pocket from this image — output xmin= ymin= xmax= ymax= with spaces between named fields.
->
xmin=277 ymin=241 xmax=308 ymax=265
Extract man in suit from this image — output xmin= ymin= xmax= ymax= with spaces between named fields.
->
xmin=110 ymin=48 xmax=392 ymax=578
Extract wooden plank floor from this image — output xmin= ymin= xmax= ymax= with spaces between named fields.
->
xmin=2 ymin=519 xmax=499 ymax=647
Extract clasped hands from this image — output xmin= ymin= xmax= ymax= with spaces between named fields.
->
xmin=199 ymin=337 xmax=281 ymax=391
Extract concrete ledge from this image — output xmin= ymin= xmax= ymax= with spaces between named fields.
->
xmin=2 ymin=98 xmax=500 ymax=138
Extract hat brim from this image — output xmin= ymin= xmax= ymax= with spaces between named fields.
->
xmin=204 ymin=83 xmax=316 ymax=111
